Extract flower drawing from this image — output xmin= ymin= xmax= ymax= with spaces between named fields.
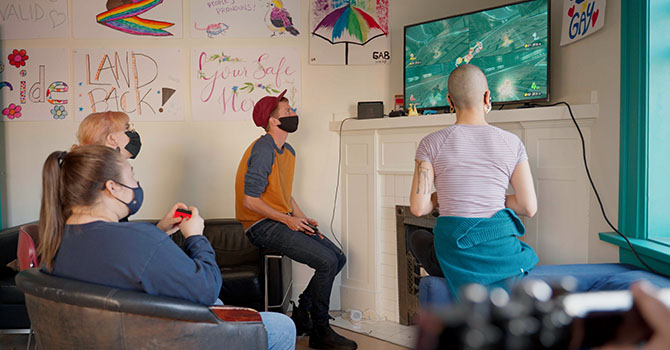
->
xmin=8 ymin=49 xmax=29 ymax=68
xmin=51 ymin=105 xmax=68 ymax=119
xmin=2 ymin=103 xmax=22 ymax=119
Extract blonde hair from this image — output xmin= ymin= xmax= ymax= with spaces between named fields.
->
xmin=76 ymin=111 xmax=129 ymax=146
xmin=39 ymin=145 xmax=125 ymax=271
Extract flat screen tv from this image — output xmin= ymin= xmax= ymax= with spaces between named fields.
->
xmin=404 ymin=0 xmax=550 ymax=110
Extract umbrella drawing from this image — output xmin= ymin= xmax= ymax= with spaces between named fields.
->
xmin=312 ymin=3 xmax=388 ymax=65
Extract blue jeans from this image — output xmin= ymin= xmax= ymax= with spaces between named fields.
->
xmin=246 ymin=219 xmax=346 ymax=326
xmin=260 ymin=312 xmax=296 ymax=350
xmin=214 ymin=299 xmax=295 ymax=349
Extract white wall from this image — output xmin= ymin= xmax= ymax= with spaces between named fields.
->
xmin=384 ymin=0 xmax=621 ymax=264
xmin=0 ymin=0 xmax=620 ymax=309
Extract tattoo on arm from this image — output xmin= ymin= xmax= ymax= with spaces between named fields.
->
xmin=415 ymin=160 xmax=432 ymax=195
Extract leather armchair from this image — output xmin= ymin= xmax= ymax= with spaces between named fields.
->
xmin=15 ymin=268 xmax=268 ymax=350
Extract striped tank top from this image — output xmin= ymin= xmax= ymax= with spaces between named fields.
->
xmin=415 ymin=124 xmax=528 ymax=218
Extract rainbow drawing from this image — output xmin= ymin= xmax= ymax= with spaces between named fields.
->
xmin=96 ymin=0 xmax=174 ymax=36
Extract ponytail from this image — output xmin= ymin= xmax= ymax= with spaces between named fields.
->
xmin=39 ymin=151 xmax=65 ymax=271
xmin=38 ymin=146 xmax=124 ymax=271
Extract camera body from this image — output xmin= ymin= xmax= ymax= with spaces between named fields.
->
xmin=417 ymin=280 xmax=670 ymax=350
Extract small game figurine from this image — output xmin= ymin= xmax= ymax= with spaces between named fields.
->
xmin=408 ymin=104 xmax=420 ymax=116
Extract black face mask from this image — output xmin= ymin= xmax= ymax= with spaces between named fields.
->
xmin=124 ymin=131 xmax=142 ymax=159
xmin=277 ymin=115 xmax=299 ymax=133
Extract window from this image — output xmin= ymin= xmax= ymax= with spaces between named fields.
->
xmin=599 ymin=0 xmax=670 ymax=273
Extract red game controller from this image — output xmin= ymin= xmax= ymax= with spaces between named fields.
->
xmin=173 ymin=208 xmax=192 ymax=220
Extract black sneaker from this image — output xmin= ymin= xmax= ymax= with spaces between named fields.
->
xmin=290 ymin=300 xmax=313 ymax=336
xmin=308 ymin=324 xmax=358 ymax=350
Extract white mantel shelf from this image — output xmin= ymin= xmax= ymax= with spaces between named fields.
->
xmin=329 ymin=104 xmax=598 ymax=132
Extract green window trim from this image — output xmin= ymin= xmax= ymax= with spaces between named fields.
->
xmin=617 ymin=0 xmax=649 ymax=239
xmin=599 ymin=233 xmax=670 ymax=275
xmin=600 ymin=0 xmax=670 ymax=268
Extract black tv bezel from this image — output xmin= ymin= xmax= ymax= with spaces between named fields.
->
xmin=403 ymin=0 xmax=551 ymax=110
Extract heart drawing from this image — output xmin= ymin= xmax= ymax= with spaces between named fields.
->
xmin=591 ymin=9 xmax=600 ymax=27
xmin=49 ymin=10 xmax=66 ymax=29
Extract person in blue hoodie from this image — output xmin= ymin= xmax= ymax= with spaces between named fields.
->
xmin=38 ymin=145 xmax=295 ymax=350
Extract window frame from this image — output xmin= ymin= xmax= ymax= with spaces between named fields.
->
xmin=599 ymin=0 xmax=670 ymax=274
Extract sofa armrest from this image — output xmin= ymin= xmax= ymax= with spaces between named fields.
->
xmin=210 ymin=305 xmax=262 ymax=322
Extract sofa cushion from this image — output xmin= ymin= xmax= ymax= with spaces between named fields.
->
xmin=220 ymin=265 xmax=262 ymax=303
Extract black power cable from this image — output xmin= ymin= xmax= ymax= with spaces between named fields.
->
xmin=329 ymin=117 xmax=356 ymax=250
xmin=538 ymin=101 xmax=669 ymax=278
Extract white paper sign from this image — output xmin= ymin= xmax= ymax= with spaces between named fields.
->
xmin=0 ymin=0 xmax=68 ymax=40
xmin=191 ymin=48 xmax=301 ymax=121
xmin=74 ymin=48 xmax=184 ymax=121
xmin=191 ymin=0 xmax=301 ymax=38
xmin=309 ymin=0 xmax=390 ymax=65
xmin=72 ymin=0 xmax=182 ymax=39
xmin=560 ymin=0 xmax=606 ymax=46
xmin=0 ymin=48 xmax=70 ymax=122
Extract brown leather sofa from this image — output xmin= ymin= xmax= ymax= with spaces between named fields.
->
xmin=0 ymin=218 xmax=291 ymax=329
xmin=173 ymin=219 xmax=292 ymax=313
xmin=16 ymin=268 xmax=268 ymax=350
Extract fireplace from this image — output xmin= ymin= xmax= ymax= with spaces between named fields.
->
xmin=395 ymin=205 xmax=437 ymax=325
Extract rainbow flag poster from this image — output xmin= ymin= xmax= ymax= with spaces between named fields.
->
xmin=72 ymin=0 xmax=182 ymax=38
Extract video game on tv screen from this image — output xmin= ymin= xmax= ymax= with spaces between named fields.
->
xmin=404 ymin=0 xmax=549 ymax=109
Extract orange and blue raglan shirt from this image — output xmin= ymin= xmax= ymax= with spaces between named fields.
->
xmin=235 ymin=134 xmax=295 ymax=230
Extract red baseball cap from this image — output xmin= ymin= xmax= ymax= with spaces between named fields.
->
xmin=253 ymin=89 xmax=287 ymax=128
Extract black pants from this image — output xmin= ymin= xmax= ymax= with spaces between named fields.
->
xmin=246 ymin=219 xmax=346 ymax=326
xmin=409 ymin=229 xmax=444 ymax=277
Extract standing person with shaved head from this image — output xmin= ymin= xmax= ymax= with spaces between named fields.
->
xmin=409 ymin=64 xmax=539 ymax=299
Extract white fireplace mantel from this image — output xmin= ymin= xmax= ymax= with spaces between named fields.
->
xmin=329 ymin=103 xmax=598 ymax=132
xmin=331 ymin=104 xmax=599 ymax=323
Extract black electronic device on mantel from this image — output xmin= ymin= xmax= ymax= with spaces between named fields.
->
xmin=357 ymin=101 xmax=384 ymax=119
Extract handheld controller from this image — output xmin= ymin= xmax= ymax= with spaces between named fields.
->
xmin=173 ymin=208 xmax=192 ymax=220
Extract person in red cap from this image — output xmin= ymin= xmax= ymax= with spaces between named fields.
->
xmin=235 ymin=90 xmax=357 ymax=350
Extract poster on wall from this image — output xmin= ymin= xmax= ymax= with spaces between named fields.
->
xmin=73 ymin=48 xmax=184 ymax=121
xmin=191 ymin=0 xmax=301 ymax=38
xmin=0 ymin=48 xmax=70 ymax=122
xmin=72 ymin=0 xmax=183 ymax=39
xmin=309 ymin=0 xmax=390 ymax=65
xmin=191 ymin=48 xmax=300 ymax=121
xmin=0 ymin=0 xmax=69 ymax=40
xmin=560 ymin=0 xmax=606 ymax=46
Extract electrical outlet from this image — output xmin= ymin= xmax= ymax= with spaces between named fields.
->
xmin=590 ymin=90 xmax=598 ymax=104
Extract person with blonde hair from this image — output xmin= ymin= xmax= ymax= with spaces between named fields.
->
xmin=39 ymin=145 xmax=296 ymax=350
xmin=75 ymin=111 xmax=181 ymax=233
xmin=76 ymin=111 xmax=141 ymax=159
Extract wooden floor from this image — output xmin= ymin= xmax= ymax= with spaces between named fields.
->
xmin=1 ymin=326 xmax=412 ymax=350
xmin=296 ymin=326 xmax=411 ymax=350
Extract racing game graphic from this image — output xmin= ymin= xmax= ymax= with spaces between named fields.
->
xmin=404 ymin=0 xmax=548 ymax=109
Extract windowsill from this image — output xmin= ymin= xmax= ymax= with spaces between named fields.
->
xmin=599 ymin=232 xmax=670 ymax=275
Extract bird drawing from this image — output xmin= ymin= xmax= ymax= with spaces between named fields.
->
xmin=265 ymin=0 xmax=299 ymax=37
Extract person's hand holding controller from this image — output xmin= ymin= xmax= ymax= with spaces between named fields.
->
xmin=178 ymin=206 xmax=204 ymax=238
